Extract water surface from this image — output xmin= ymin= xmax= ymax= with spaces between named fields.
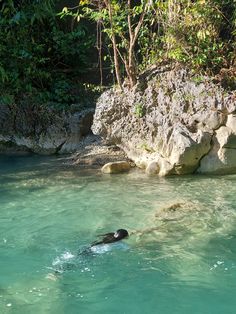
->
xmin=0 ymin=155 xmax=236 ymax=314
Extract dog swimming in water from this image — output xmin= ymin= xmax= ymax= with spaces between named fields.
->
xmin=48 ymin=229 xmax=129 ymax=276
xmin=91 ymin=229 xmax=129 ymax=247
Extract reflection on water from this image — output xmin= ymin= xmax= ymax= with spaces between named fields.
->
xmin=0 ymin=155 xmax=236 ymax=313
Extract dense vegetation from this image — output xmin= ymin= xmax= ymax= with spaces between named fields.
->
xmin=0 ymin=0 xmax=97 ymax=108
xmin=0 ymin=0 xmax=235 ymax=108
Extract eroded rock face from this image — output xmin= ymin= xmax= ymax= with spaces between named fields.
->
xmin=0 ymin=104 xmax=94 ymax=154
xmin=92 ymin=66 xmax=236 ymax=175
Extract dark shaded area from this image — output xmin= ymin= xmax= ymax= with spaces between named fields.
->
xmin=0 ymin=0 xmax=102 ymax=109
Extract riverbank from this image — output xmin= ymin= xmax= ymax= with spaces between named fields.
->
xmin=69 ymin=134 xmax=132 ymax=168
xmin=1 ymin=66 xmax=235 ymax=176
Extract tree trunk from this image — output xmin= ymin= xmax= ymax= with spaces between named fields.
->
xmin=128 ymin=44 xmax=137 ymax=87
xmin=104 ymin=0 xmax=123 ymax=89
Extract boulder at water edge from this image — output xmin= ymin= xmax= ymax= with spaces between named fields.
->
xmin=101 ymin=161 xmax=131 ymax=174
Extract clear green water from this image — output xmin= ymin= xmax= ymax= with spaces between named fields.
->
xmin=1 ymin=155 xmax=236 ymax=314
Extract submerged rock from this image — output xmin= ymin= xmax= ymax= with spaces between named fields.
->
xmin=92 ymin=66 xmax=236 ymax=175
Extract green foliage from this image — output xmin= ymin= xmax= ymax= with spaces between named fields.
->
xmin=134 ymin=103 xmax=145 ymax=118
xmin=191 ymin=75 xmax=205 ymax=85
xmin=159 ymin=0 xmax=236 ymax=72
xmin=139 ymin=143 xmax=155 ymax=153
xmin=61 ymin=0 xmax=236 ymax=87
xmin=60 ymin=0 xmax=156 ymax=87
xmin=0 ymin=0 xmax=235 ymax=106
xmin=0 ymin=0 xmax=96 ymax=108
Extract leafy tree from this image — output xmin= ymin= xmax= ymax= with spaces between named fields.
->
xmin=60 ymin=0 xmax=236 ymax=89
xmin=0 ymin=0 xmax=235 ymax=106
xmin=0 ymin=0 xmax=96 ymax=107
xmin=60 ymin=0 xmax=154 ymax=89
xmin=161 ymin=0 xmax=236 ymax=71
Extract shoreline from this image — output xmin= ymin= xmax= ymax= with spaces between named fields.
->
xmin=68 ymin=134 xmax=133 ymax=169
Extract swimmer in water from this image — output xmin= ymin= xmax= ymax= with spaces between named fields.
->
xmin=47 ymin=229 xmax=129 ymax=277
xmin=91 ymin=229 xmax=129 ymax=247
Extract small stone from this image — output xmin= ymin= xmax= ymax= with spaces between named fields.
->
xmin=101 ymin=161 xmax=131 ymax=174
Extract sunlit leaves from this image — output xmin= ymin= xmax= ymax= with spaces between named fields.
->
xmin=62 ymin=7 xmax=68 ymax=14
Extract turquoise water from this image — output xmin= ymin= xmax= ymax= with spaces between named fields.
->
xmin=0 ymin=155 xmax=236 ymax=314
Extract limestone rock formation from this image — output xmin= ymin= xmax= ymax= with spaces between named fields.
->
xmin=198 ymin=114 xmax=236 ymax=174
xmin=0 ymin=104 xmax=94 ymax=154
xmin=92 ymin=66 xmax=236 ymax=175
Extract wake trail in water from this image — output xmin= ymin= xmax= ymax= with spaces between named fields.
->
xmin=46 ymin=242 xmax=129 ymax=279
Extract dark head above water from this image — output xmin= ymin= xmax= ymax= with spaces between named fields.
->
xmin=91 ymin=229 xmax=129 ymax=247
xmin=114 ymin=229 xmax=129 ymax=240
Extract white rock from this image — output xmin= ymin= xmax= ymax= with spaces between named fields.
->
xmin=101 ymin=161 xmax=131 ymax=174
xmin=145 ymin=161 xmax=160 ymax=175
xmin=226 ymin=114 xmax=236 ymax=133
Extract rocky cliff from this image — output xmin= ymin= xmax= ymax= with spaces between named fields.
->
xmin=0 ymin=103 xmax=94 ymax=154
xmin=92 ymin=66 xmax=236 ymax=175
